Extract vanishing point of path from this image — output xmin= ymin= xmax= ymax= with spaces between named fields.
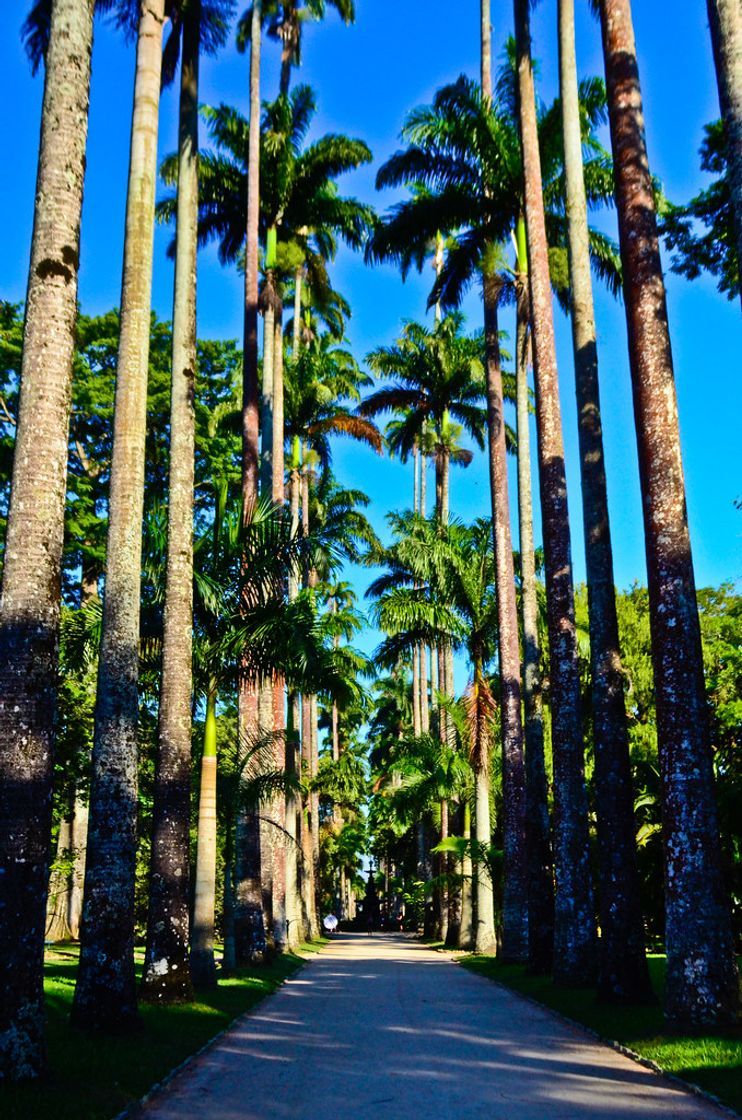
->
xmin=141 ymin=934 xmax=729 ymax=1120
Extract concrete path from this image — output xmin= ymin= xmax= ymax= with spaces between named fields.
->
xmin=141 ymin=933 xmax=729 ymax=1120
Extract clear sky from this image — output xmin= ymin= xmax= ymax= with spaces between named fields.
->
xmin=2 ymin=0 xmax=740 ymax=666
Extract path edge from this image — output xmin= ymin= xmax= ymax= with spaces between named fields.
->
xmin=453 ymin=956 xmax=742 ymax=1120
xmin=112 ymin=946 xmax=325 ymax=1120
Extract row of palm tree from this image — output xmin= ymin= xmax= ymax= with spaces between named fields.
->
xmin=361 ymin=0 xmax=739 ymax=1021
xmin=0 ymin=0 xmax=739 ymax=1084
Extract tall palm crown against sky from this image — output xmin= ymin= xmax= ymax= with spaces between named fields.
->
xmin=1 ymin=0 xmax=739 ymax=664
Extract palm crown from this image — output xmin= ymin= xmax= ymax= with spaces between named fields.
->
xmin=369 ymin=46 xmax=620 ymax=312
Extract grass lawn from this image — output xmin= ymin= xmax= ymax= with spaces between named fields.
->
xmin=459 ymin=954 xmax=742 ymax=1116
xmin=3 ymin=939 xmax=328 ymax=1120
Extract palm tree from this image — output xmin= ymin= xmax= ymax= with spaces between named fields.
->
xmin=72 ymin=0 xmax=168 ymax=1032
xmin=369 ymin=516 xmax=500 ymax=951
xmin=238 ymin=0 xmax=354 ymax=97
xmin=142 ymin=0 xmax=234 ymax=1007
xmin=513 ymin=0 xmax=597 ymax=986
xmin=363 ymin=314 xmax=488 ymax=526
xmin=706 ymin=0 xmax=742 ymax=304
xmin=0 ymin=0 xmax=96 ymax=1078
xmin=597 ymin=0 xmax=740 ymax=1024
xmin=557 ymin=0 xmax=649 ymax=1002
xmin=370 ymin=61 xmax=618 ymax=965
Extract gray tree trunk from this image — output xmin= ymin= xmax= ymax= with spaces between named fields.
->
xmin=0 ymin=0 xmax=94 ymax=1078
xmin=483 ymin=273 xmax=529 ymax=964
xmin=73 ymin=0 xmax=166 ymax=1033
xmin=513 ymin=0 xmax=597 ymax=986
xmin=599 ymin=0 xmax=740 ymax=1025
xmin=141 ymin=1 xmax=201 ymax=1005
xmin=514 ymin=276 xmax=554 ymax=976
xmin=558 ymin=0 xmax=650 ymax=1002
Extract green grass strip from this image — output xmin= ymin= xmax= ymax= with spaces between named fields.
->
xmin=459 ymin=954 xmax=742 ymax=1116
xmin=4 ymin=940 xmax=328 ymax=1120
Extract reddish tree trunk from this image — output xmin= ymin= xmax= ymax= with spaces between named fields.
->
xmin=513 ymin=0 xmax=597 ymax=986
xmin=599 ymin=0 xmax=740 ymax=1025
xmin=483 ymin=274 xmax=528 ymax=963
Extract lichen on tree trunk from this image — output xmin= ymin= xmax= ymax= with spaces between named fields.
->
xmin=599 ymin=0 xmax=740 ymax=1025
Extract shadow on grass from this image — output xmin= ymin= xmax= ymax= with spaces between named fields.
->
xmin=3 ymin=941 xmax=324 ymax=1120
xmin=459 ymin=954 xmax=742 ymax=1116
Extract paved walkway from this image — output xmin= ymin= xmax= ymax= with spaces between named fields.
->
xmin=141 ymin=933 xmax=729 ymax=1120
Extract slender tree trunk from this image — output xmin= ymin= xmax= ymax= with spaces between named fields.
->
xmin=285 ymin=450 xmax=303 ymax=946
xmin=260 ymin=303 xmax=274 ymax=495
xmin=272 ymin=308 xmax=285 ymax=504
xmin=293 ymin=267 xmax=303 ymax=353
xmin=73 ymin=0 xmax=166 ymax=1032
xmin=472 ymin=663 xmax=496 ymax=953
xmin=513 ymin=0 xmax=597 ymax=986
xmin=558 ymin=0 xmax=650 ymax=1002
xmin=514 ymin=254 xmax=554 ymax=976
xmin=483 ymin=273 xmax=528 ymax=964
xmin=300 ymin=467 xmax=319 ymax=939
xmin=142 ymin=4 xmax=201 ymax=1006
xmin=46 ymin=818 xmax=74 ymax=943
xmin=190 ymin=678 xmax=219 ymax=987
xmin=0 ymin=0 xmax=94 ymax=1078
xmin=438 ymin=799 xmax=449 ymax=943
xmin=707 ymin=0 xmax=742 ymax=306
xmin=459 ymin=800 xmax=474 ymax=949
xmin=599 ymin=0 xmax=740 ymax=1024
xmin=68 ymin=792 xmax=88 ymax=938
xmin=234 ymin=0 xmax=267 ymax=964
xmin=243 ymin=1 xmax=261 ymax=518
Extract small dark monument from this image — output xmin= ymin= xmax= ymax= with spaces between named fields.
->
xmin=362 ymin=868 xmax=381 ymax=933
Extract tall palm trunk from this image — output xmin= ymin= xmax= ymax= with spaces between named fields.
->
xmin=706 ymin=0 xmax=742 ymax=306
xmin=514 ymin=243 xmax=554 ymax=976
xmin=234 ymin=0 xmax=266 ymax=964
xmin=266 ymin=304 xmax=287 ymax=947
xmin=0 ymin=0 xmax=94 ymax=1078
xmin=46 ymin=817 xmax=74 ymax=944
xmin=73 ymin=0 xmax=166 ymax=1032
xmin=285 ymin=439 xmax=303 ymax=946
xmin=459 ymin=800 xmax=474 ymax=949
xmin=480 ymin=0 xmax=528 ymax=967
xmin=512 ymin=0 xmax=597 ymax=986
xmin=190 ymin=678 xmax=219 ymax=987
xmin=472 ymin=661 xmax=496 ymax=953
xmin=243 ymin=1 xmax=261 ymax=515
xmin=558 ymin=0 xmax=649 ymax=1002
xmin=300 ymin=465 xmax=319 ymax=938
xmin=599 ymin=0 xmax=740 ymax=1025
xmin=142 ymin=2 xmax=201 ymax=1006
xmin=483 ymin=277 xmax=528 ymax=964
xmin=67 ymin=793 xmax=88 ymax=939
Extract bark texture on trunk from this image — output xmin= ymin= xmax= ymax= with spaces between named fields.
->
xmin=142 ymin=4 xmax=200 ymax=1005
xmin=243 ymin=0 xmax=261 ymax=517
xmin=46 ymin=819 xmax=74 ymax=943
xmin=73 ymin=0 xmax=165 ymax=1032
xmin=233 ymin=681 xmax=266 ymax=965
xmin=513 ymin=0 xmax=597 ymax=986
xmin=707 ymin=0 xmax=742 ymax=305
xmin=600 ymin=0 xmax=740 ymax=1025
xmin=190 ymin=681 xmax=218 ymax=987
xmin=0 ymin=0 xmax=94 ymax=1079
xmin=233 ymin=0 xmax=267 ymax=964
xmin=459 ymin=800 xmax=474 ymax=950
xmin=473 ymin=766 xmax=496 ymax=953
xmin=514 ymin=271 xmax=554 ymax=976
xmin=558 ymin=0 xmax=649 ymax=1003
xmin=483 ymin=274 xmax=528 ymax=964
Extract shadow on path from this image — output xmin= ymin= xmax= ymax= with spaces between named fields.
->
xmin=141 ymin=933 xmax=729 ymax=1120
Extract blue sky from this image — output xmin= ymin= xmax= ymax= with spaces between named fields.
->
xmin=1 ymin=0 xmax=740 ymax=667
